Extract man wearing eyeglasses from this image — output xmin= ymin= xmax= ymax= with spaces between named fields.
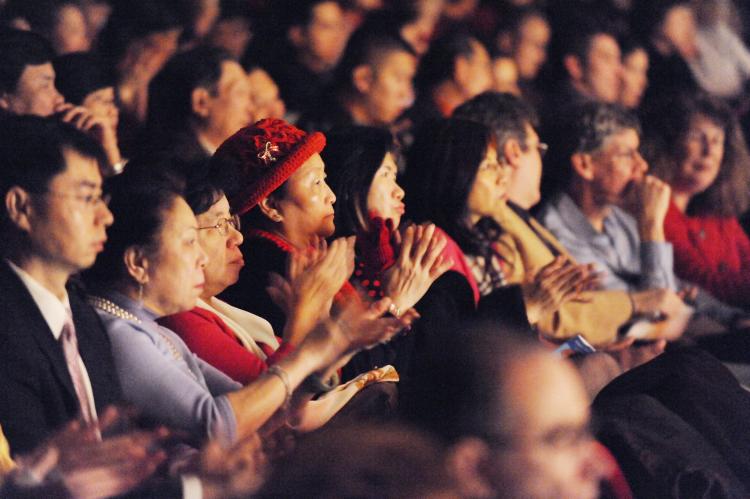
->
xmin=0 ymin=116 xmax=118 ymax=454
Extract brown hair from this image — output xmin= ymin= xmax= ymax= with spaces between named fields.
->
xmin=643 ymin=92 xmax=750 ymax=217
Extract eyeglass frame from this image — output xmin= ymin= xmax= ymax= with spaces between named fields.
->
xmin=197 ymin=214 xmax=241 ymax=236
xmin=39 ymin=190 xmax=112 ymax=209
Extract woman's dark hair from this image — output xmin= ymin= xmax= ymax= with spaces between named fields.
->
xmin=84 ymin=162 xmax=185 ymax=287
xmin=403 ymin=118 xmax=498 ymax=256
xmin=323 ymin=125 xmax=396 ymax=236
xmin=642 ymin=91 xmax=750 ymax=217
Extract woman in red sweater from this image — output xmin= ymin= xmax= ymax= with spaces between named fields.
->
xmin=644 ymin=92 xmax=750 ymax=309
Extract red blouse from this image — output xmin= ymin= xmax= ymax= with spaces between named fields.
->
xmin=664 ymin=200 xmax=750 ymax=308
xmin=160 ymin=307 xmax=294 ymax=385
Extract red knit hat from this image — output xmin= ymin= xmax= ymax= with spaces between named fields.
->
xmin=212 ymin=118 xmax=326 ymax=216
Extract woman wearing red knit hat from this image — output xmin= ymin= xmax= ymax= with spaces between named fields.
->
xmin=209 ymin=118 xmax=439 ymax=381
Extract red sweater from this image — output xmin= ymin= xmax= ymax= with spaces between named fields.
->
xmin=159 ymin=307 xmax=294 ymax=385
xmin=664 ymin=201 xmax=750 ymax=308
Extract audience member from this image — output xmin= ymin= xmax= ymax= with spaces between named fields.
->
xmin=145 ymin=45 xmax=252 ymax=164
xmin=643 ymin=92 xmax=750 ymax=309
xmin=632 ymin=0 xmax=700 ymax=106
xmin=207 ymin=0 xmax=253 ymax=60
xmin=53 ymin=52 xmax=123 ymax=173
xmin=494 ymin=7 xmax=550 ymax=106
xmin=246 ymin=65 xmax=286 ymax=122
xmin=618 ymin=37 xmax=649 ymax=110
xmin=544 ymin=19 xmax=622 ymax=123
xmin=323 ymin=125 xmax=470 ymax=378
xmin=256 ymin=423 xmax=459 ymax=498
xmin=97 ymin=0 xmax=182 ymax=150
xmin=0 ymin=26 xmax=120 ymax=168
xmin=299 ymin=27 xmax=417 ymax=132
xmin=256 ymin=0 xmax=348 ymax=118
xmin=0 ymin=116 xmax=119 ymax=454
xmin=401 ymin=324 xmax=611 ymax=499
xmin=1 ymin=0 xmax=91 ymax=54
xmin=209 ymin=119 xmax=337 ymax=334
xmin=408 ymin=32 xmax=492 ymax=124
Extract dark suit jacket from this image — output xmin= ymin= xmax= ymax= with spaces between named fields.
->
xmin=0 ymin=262 xmax=122 ymax=454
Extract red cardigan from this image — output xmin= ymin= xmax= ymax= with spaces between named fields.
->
xmin=159 ymin=307 xmax=294 ymax=385
xmin=664 ymin=201 xmax=750 ymax=308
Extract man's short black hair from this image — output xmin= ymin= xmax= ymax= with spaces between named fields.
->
xmin=147 ymin=45 xmax=235 ymax=131
xmin=0 ymin=29 xmax=54 ymax=94
xmin=333 ymin=24 xmax=415 ymax=95
xmin=0 ymin=116 xmax=106 ymax=227
xmin=414 ymin=32 xmax=481 ymax=93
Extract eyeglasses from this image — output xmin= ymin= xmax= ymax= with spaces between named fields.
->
xmin=44 ymin=190 xmax=111 ymax=209
xmin=537 ymin=142 xmax=549 ymax=157
xmin=198 ymin=215 xmax=241 ymax=236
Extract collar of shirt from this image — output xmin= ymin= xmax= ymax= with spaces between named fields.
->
xmin=554 ymin=193 xmax=602 ymax=241
xmin=6 ymin=259 xmax=71 ymax=340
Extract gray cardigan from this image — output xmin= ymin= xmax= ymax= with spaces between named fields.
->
xmin=93 ymin=291 xmax=241 ymax=442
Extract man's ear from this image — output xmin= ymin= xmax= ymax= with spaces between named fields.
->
xmin=454 ymin=55 xmax=472 ymax=88
xmin=191 ymin=87 xmax=212 ymax=118
xmin=4 ymin=186 xmax=33 ymax=233
xmin=352 ymin=65 xmax=374 ymax=94
xmin=563 ymin=54 xmax=584 ymax=81
xmin=0 ymin=92 xmax=10 ymax=111
xmin=258 ymin=196 xmax=283 ymax=223
xmin=502 ymin=138 xmax=524 ymax=170
xmin=287 ymin=25 xmax=305 ymax=48
xmin=571 ymin=152 xmax=595 ymax=181
xmin=123 ymin=246 xmax=150 ymax=285
xmin=446 ymin=437 xmax=495 ymax=499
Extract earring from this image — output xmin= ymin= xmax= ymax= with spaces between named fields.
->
xmin=137 ymin=281 xmax=144 ymax=307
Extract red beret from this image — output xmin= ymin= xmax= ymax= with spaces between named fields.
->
xmin=212 ymin=118 xmax=326 ymax=216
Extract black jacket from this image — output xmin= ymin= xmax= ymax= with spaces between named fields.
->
xmin=0 ymin=262 xmax=122 ymax=454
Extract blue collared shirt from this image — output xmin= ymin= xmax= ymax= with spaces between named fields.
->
xmin=537 ymin=193 xmax=677 ymax=292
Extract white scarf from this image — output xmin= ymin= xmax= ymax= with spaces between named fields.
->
xmin=196 ymin=297 xmax=280 ymax=360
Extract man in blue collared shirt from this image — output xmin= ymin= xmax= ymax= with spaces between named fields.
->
xmin=538 ymin=102 xmax=748 ymax=328
xmin=538 ymin=103 xmax=677 ymax=293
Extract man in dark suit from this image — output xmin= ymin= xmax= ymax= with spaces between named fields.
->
xmin=0 ymin=116 xmax=120 ymax=454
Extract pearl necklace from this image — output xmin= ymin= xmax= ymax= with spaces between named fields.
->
xmin=88 ymin=296 xmax=185 ymax=364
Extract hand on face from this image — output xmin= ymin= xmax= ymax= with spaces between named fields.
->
xmin=630 ymin=174 xmax=671 ymax=241
xmin=56 ymin=103 xmax=122 ymax=166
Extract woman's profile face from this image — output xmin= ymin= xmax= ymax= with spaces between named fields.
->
xmin=366 ymin=152 xmax=405 ymax=228
xmin=196 ymin=195 xmax=244 ymax=298
xmin=144 ymin=197 xmax=208 ymax=316
xmin=676 ymin=113 xmax=725 ymax=196
xmin=466 ymin=144 xmax=508 ymax=225
xmin=275 ymin=153 xmax=337 ymax=247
